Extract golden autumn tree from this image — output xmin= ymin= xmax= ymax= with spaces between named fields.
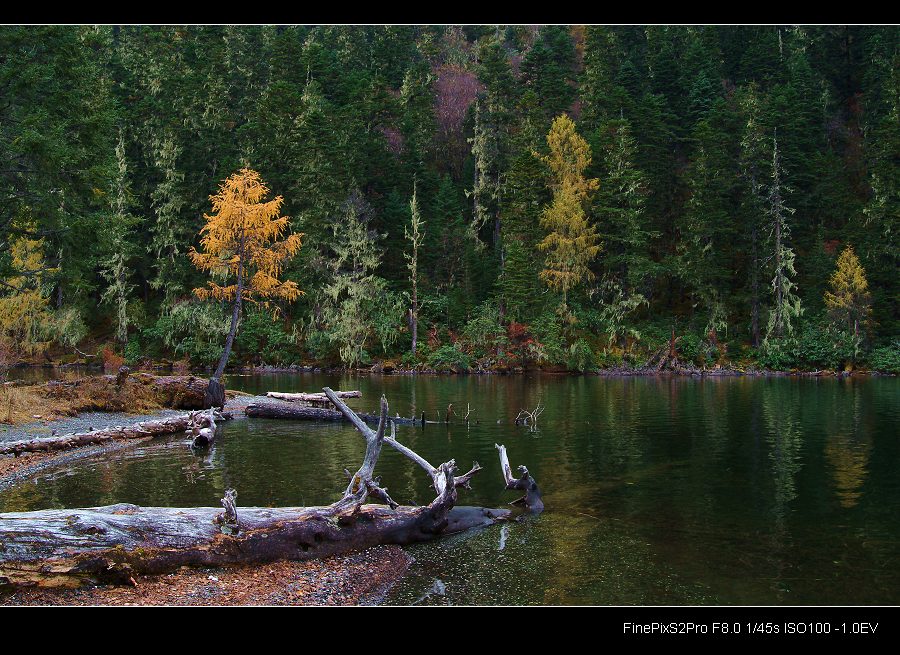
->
xmin=537 ymin=114 xmax=601 ymax=309
xmin=824 ymin=245 xmax=872 ymax=341
xmin=189 ymin=168 xmax=303 ymax=407
xmin=0 ymin=236 xmax=56 ymax=361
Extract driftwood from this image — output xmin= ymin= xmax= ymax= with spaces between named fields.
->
xmin=0 ymin=410 xmax=224 ymax=457
xmin=322 ymin=388 xmax=483 ymax=495
xmin=0 ymin=389 xmax=510 ymax=588
xmin=496 ymin=443 xmax=544 ymax=512
xmin=515 ymin=403 xmax=544 ymax=429
xmin=246 ymin=397 xmax=419 ymax=425
xmin=266 ymin=390 xmax=361 ymax=403
xmin=187 ymin=409 xmax=224 ymax=448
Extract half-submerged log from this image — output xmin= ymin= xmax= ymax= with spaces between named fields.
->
xmin=187 ymin=409 xmax=224 ymax=448
xmin=266 ymin=390 xmax=361 ymax=403
xmin=0 ymin=391 xmax=508 ymax=588
xmin=496 ymin=443 xmax=544 ymax=513
xmin=0 ymin=410 xmax=224 ymax=457
xmin=246 ymin=397 xmax=419 ymax=425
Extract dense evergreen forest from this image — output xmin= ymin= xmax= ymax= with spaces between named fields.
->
xmin=1 ymin=25 xmax=898 ymax=374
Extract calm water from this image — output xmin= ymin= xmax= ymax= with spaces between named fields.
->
xmin=1 ymin=372 xmax=898 ymax=605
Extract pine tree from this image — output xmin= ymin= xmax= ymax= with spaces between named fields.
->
xmin=592 ymin=118 xmax=658 ymax=296
xmin=765 ymin=133 xmax=802 ymax=342
xmin=149 ymin=133 xmax=188 ymax=302
xmin=739 ymin=84 xmax=769 ymax=347
xmin=405 ymin=183 xmax=425 ymax=355
xmin=0 ymin=237 xmax=56 ymax=359
xmin=100 ymin=132 xmax=137 ymax=344
xmin=318 ymin=190 xmax=392 ymax=368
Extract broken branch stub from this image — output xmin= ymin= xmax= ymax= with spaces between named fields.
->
xmin=496 ymin=443 xmax=544 ymax=513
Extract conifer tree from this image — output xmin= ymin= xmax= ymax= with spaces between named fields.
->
xmin=765 ymin=133 xmax=802 ymax=342
xmin=318 ymin=190 xmax=393 ymax=369
xmin=537 ymin=115 xmax=602 ymax=309
xmin=189 ymin=168 xmax=303 ymax=407
xmin=405 ymin=183 xmax=425 ymax=355
xmin=824 ymin=245 xmax=872 ymax=341
xmin=100 ymin=132 xmax=137 ymax=344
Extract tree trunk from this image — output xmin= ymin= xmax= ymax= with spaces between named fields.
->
xmin=265 ymin=391 xmax=361 ymax=403
xmin=0 ymin=388 xmax=509 ymax=589
xmin=42 ymin=373 xmax=220 ymax=411
xmin=751 ymin=223 xmax=760 ymax=348
xmin=411 ymin=298 xmax=418 ymax=357
xmin=0 ymin=502 xmax=507 ymax=588
xmin=0 ymin=410 xmax=224 ymax=457
xmin=206 ymin=249 xmax=244 ymax=409
xmin=246 ymin=398 xmax=419 ymax=425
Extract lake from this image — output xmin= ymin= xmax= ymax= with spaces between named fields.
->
xmin=1 ymin=372 xmax=898 ymax=605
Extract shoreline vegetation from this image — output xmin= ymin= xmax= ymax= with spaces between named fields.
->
xmin=4 ymin=356 xmax=896 ymax=383
xmin=2 ymin=26 xmax=899 ymax=421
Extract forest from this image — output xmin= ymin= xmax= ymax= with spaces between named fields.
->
xmin=1 ymin=25 xmax=898 ymax=376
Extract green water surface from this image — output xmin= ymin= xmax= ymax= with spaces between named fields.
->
xmin=1 ymin=373 xmax=897 ymax=605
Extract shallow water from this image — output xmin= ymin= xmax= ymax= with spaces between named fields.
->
xmin=1 ymin=372 xmax=898 ymax=605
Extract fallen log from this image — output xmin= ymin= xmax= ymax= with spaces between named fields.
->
xmin=0 ymin=390 xmax=509 ymax=588
xmin=187 ymin=409 xmax=224 ymax=448
xmin=246 ymin=397 xmax=419 ymax=425
xmin=41 ymin=373 xmax=216 ymax=411
xmin=266 ymin=390 xmax=361 ymax=403
xmin=496 ymin=443 xmax=544 ymax=513
xmin=0 ymin=410 xmax=224 ymax=457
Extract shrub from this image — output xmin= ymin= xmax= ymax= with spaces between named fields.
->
xmin=526 ymin=311 xmax=567 ymax=365
xmin=101 ymin=345 xmax=125 ymax=372
xmin=567 ymin=337 xmax=597 ymax=372
xmin=869 ymin=341 xmax=900 ymax=373
xmin=427 ymin=344 xmax=471 ymax=371
xmin=235 ymin=310 xmax=297 ymax=365
xmin=123 ymin=336 xmax=143 ymax=366
xmin=758 ymin=315 xmax=860 ymax=371
xmin=303 ymin=328 xmax=336 ymax=363
xmin=596 ymin=349 xmax=624 ymax=368
xmin=461 ymin=301 xmax=507 ymax=360
xmin=143 ymin=301 xmax=229 ymax=367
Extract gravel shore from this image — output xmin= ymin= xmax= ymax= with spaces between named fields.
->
xmin=1 ymin=545 xmax=413 ymax=606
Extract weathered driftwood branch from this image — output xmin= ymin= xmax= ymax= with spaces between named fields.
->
xmin=0 ymin=390 xmax=509 ymax=588
xmin=514 ymin=403 xmax=544 ymax=428
xmin=0 ymin=410 xmax=225 ymax=457
xmin=323 ymin=388 xmax=482 ymax=493
xmin=266 ymin=390 xmax=361 ymax=403
xmin=496 ymin=443 xmax=544 ymax=513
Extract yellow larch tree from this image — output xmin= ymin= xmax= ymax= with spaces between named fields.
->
xmin=536 ymin=114 xmax=601 ymax=309
xmin=824 ymin=244 xmax=871 ymax=340
xmin=189 ymin=168 xmax=303 ymax=407
xmin=0 ymin=236 xmax=56 ymax=362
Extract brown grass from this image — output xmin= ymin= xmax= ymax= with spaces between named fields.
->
xmin=101 ymin=345 xmax=125 ymax=373
xmin=0 ymin=376 xmax=165 ymax=426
